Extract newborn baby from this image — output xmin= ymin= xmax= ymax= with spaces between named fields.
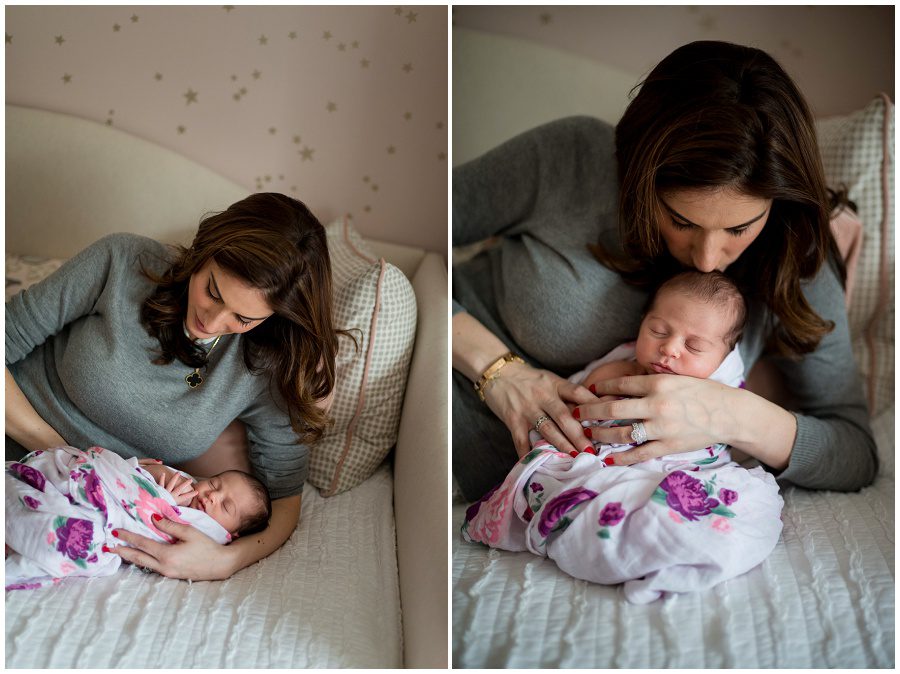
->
xmin=6 ymin=445 xmax=271 ymax=590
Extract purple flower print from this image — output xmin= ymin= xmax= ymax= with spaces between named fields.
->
xmin=538 ymin=487 xmax=598 ymax=537
xmin=8 ymin=462 xmax=46 ymax=492
xmin=55 ymin=518 xmax=93 ymax=561
xmin=718 ymin=488 xmax=738 ymax=506
xmin=529 ymin=482 xmax=544 ymax=493
xmin=83 ymin=469 xmax=107 ymax=516
xmin=598 ymin=502 xmax=626 ymax=527
xmin=6 ymin=582 xmax=43 ymax=591
xmin=465 ymin=483 xmax=500 ymax=523
xmin=659 ymin=471 xmax=718 ymax=522
xmin=22 ymin=495 xmax=41 ymax=510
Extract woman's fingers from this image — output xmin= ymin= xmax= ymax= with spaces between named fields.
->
xmin=106 ymin=529 xmax=166 ymax=565
xmin=588 ymin=373 xmax=664 ymax=398
xmin=603 ymin=440 xmax=666 ymax=466
xmin=587 ymin=421 xmax=646 ymax=446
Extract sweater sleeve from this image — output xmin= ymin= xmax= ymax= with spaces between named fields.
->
xmin=452 ymin=116 xmax=617 ymax=248
xmin=772 ymin=260 xmax=878 ymax=491
xmin=5 ymin=233 xmax=142 ymax=365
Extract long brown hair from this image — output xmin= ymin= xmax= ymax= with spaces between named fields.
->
xmin=591 ymin=41 xmax=846 ymax=358
xmin=140 ymin=192 xmax=345 ymax=444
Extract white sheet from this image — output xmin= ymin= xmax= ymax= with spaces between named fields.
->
xmin=6 ymin=463 xmax=402 ymax=668
xmin=452 ymin=408 xmax=894 ymax=668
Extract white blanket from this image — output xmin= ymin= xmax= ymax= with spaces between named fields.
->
xmin=6 ymin=446 xmax=229 ymax=590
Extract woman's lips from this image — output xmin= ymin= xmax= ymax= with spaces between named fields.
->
xmin=650 ymin=362 xmax=674 ymax=374
xmin=194 ymin=313 xmax=209 ymax=335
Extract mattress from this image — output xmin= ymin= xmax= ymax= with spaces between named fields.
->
xmin=452 ymin=407 xmax=894 ymax=669
xmin=6 ymin=463 xmax=402 ymax=668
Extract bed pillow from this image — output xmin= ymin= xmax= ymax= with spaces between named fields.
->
xmin=816 ymin=93 xmax=894 ymax=417
xmin=310 ymin=218 xmax=417 ymax=495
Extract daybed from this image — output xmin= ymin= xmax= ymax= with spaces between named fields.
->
xmin=5 ymin=104 xmax=448 ymax=669
xmin=452 ymin=29 xmax=893 ymax=669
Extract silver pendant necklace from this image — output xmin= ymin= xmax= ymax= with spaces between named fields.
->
xmin=185 ymin=334 xmax=222 ymax=389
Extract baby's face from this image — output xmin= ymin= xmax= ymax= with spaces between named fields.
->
xmin=634 ymin=290 xmax=731 ymax=379
xmin=188 ymin=472 xmax=256 ymax=536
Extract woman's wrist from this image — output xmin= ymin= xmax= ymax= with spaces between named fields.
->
xmin=452 ymin=312 xmax=515 ymax=383
xmin=721 ymin=385 xmax=796 ymax=470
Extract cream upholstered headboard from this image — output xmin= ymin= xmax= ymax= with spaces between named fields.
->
xmin=5 ymin=104 xmax=426 ymax=279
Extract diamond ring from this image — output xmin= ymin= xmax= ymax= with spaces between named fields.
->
xmin=630 ymin=421 xmax=648 ymax=445
xmin=533 ymin=414 xmax=551 ymax=431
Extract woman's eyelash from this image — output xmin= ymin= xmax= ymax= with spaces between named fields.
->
xmin=205 ymin=283 xmax=252 ymax=326
xmin=671 ymin=219 xmax=750 ymax=237
xmin=726 ymin=226 xmax=750 ymax=237
xmin=670 ymin=220 xmax=693 ymax=231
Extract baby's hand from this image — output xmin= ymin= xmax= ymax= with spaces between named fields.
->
xmin=156 ymin=470 xmax=198 ymax=507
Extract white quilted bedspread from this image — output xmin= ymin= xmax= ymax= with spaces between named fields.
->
xmin=6 ymin=463 xmax=402 ymax=668
xmin=453 ymin=408 xmax=894 ymax=668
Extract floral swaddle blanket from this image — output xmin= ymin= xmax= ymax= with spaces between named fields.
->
xmin=6 ymin=446 xmax=230 ymax=591
xmin=462 ymin=343 xmax=784 ymax=603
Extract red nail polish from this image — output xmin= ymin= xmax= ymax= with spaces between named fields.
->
xmin=604 ymin=456 xmax=616 ymax=466
xmin=588 ymin=384 xmax=596 ymax=394
xmin=573 ymin=408 xmax=580 ymax=420
xmin=111 ymin=530 xmax=119 ymax=538
xmin=102 ymin=545 xmax=110 ymax=553
xmin=569 ymin=450 xmax=579 ymax=458
xmin=583 ymin=428 xmax=592 ymax=439
xmin=152 ymin=513 xmax=162 ymax=522
xmin=584 ymin=446 xmax=597 ymax=455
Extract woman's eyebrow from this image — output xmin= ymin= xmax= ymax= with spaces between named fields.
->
xmin=209 ymin=271 xmax=268 ymax=322
xmin=661 ymin=200 xmax=768 ymax=229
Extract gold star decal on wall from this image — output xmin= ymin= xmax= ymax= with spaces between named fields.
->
xmin=264 ymin=175 xmax=271 ymax=182
xmin=387 ymin=145 xmax=396 ymax=155
xmin=404 ymin=112 xmax=412 ymax=121
xmin=322 ymin=31 xmax=332 ymax=40
xmin=230 ymin=74 xmax=237 ymax=81
xmin=293 ymin=135 xmax=301 ymax=144
xmin=54 ymin=35 xmax=65 ymax=46
xmin=183 ymin=88 xmax=199 ymax=105
xmin=258 ymin=35 xmax=268 ymax=45
xmin=299 ymin=147 xmax=315 ymax=161
xmin=406 ymin=11 xmax=418 ymax=24
xmin=6 ymin=33 xmax=12 ymax=45
xmin=62 ymin=73 xmax=72 ymax=84
xmin=177 ymin=125 xmax=186 ymax=134
xmin=223 ymin=6 xmax=235 ymax=12
xmin=402 ymin=63 xmax=413 ymax=74
xmin=698 ymin=15 xmax=718 ymax=31
xmin=269 ymin=127 xmax=277 ymax=135
xmin=252 ymin=70 xmax=261 ymax=80
xmin=131 ymin=14 xmax=139 ymax=23
xmin=360 ymin=58 xmax=370 ymax=68
xmin=372 ymin=184 xmax=379 ymax=192
xmin=113 ymin=24 xmax=120 ymax=32
xmin=364 ymin=205 xmax=372 ymax=213
xmin=239 ymin=87 xmax=247 ymax=95
xmin=289 ymin=31 xmax=297 ymax=40
xmin=351 ymin=41 xmax=359 ymax=49
xmin=233 ymin=93 xmax=241 ymax=101
xmin=438 ymin=152 xmax=447 ymax=161
xmin=394 ymin=7 xmax=403 ymax=16
xmin=337 ymin=43 xmax=346 ymax=51
xmin=539 ymin=13 xmax=552 ymax=25
xmin=326 ymin=102 xmax=337 ymax=112
xmin=363 ymin=175 xmax=370 ymax=183
xmin=154 ymin=72 xmax=163 ymax=81
xmin=436 ymin=121 xmax=444 ymax=129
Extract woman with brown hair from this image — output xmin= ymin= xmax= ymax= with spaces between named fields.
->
xmin=452 ymin=41 xmax=876 ymax=501
xmin=6 ymin=192 xmax=341 ymax=579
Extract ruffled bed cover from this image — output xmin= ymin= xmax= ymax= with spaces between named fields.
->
xmin=6 ymin=463 xmax=402 ymax=668
xmin=453 ymin=407 xmax=894 ymax=668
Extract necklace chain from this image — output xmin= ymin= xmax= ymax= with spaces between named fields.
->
xmin=185 ymin=334 xmax=222 ymax=389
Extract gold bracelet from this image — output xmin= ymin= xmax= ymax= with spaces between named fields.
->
xmin=474 ymin=352 xmax=525 ymax=401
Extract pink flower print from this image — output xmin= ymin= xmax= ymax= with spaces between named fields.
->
xmin=8 ymin=462 xmax=46 ymax=492
xmin=6 ymin=582 xmax=43 ymax=591
xmin=598 ymin=502 xmax=626 ymax=527
xmin=711 ymin=516 xmax=732 ymax=533
xmin=659 ymin=471 xmax=718 ymax=521
xmin=55 ymin=518 xmax=93 ymax=561
xmin=718 ymin=488 xmax=738 ymax=506
xmin=529 ymin=482 xmax=544 ymax=493
xmin=668 ymin=509 xmax=684 ymax=524
xmin=467 ymin=486 xmax=512 ymax=545
xmin=22 ymin=495 xmax=41 ymax=510
xmin=465 ymin=483 xmax=500 ymax=524
xmin=59 ymin=561 xmax=76 ymax=575
xmin=134 ymin=488 xmax=190 ymax=542
xmin=538 ymin=487 xmax=598 ymax=537
xmin=46 ymin=531 xmax=57 ymax=545
xmin=115 ymin=478 xmax=126 ymax=491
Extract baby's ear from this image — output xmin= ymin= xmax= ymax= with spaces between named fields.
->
xmin=231 ymin=531 xmax=240 ymax=539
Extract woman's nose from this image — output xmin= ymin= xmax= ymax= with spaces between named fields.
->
xmin=204 ymin=306 xmax=228 ymax=334
xmin=691 ymin=234 xmax=721 ymax=272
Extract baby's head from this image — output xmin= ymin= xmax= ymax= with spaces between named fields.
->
xmin=189 ymin=470 xmax=272 ymax=538
xmin=634 ymin=270 xmax=746 ymax=379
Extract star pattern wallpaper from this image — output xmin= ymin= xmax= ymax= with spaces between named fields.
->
xmin=5 ymin=5 xmax=448 ymax=254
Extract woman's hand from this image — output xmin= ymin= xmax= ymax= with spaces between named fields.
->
xmin=581 ymin=373 xmax=734 ymax=464
xmin=483 ymin=361 xmax=598 ymax=458
xmin=106 ymin=516 xmax=236 ymax=581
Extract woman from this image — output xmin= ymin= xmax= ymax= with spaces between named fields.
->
xmin=452 ymin=41 xmax=877 ymax=502
xmin=6 ymin=192 xmax=341 ymax=580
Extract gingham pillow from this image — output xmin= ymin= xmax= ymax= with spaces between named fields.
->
xmin=308 ymin=218 xmax=417 ymax=495
xmin=816 ymin=94 xmax=894 ymax=417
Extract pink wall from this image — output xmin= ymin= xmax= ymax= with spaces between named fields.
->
xmin=6 ymin=5 xmax=448 ymax=254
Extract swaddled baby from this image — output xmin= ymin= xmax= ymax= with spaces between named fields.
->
xmin=463 ymin=271 xmax=783 ymax=603
xmin=6 ymin=445 xmax=271 ymax=590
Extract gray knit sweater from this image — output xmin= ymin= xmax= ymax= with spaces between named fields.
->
xmin=452 ymin=116 xmax=877 ymax=492
xmin=6 ymin=233 xmax=306 ymax=500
